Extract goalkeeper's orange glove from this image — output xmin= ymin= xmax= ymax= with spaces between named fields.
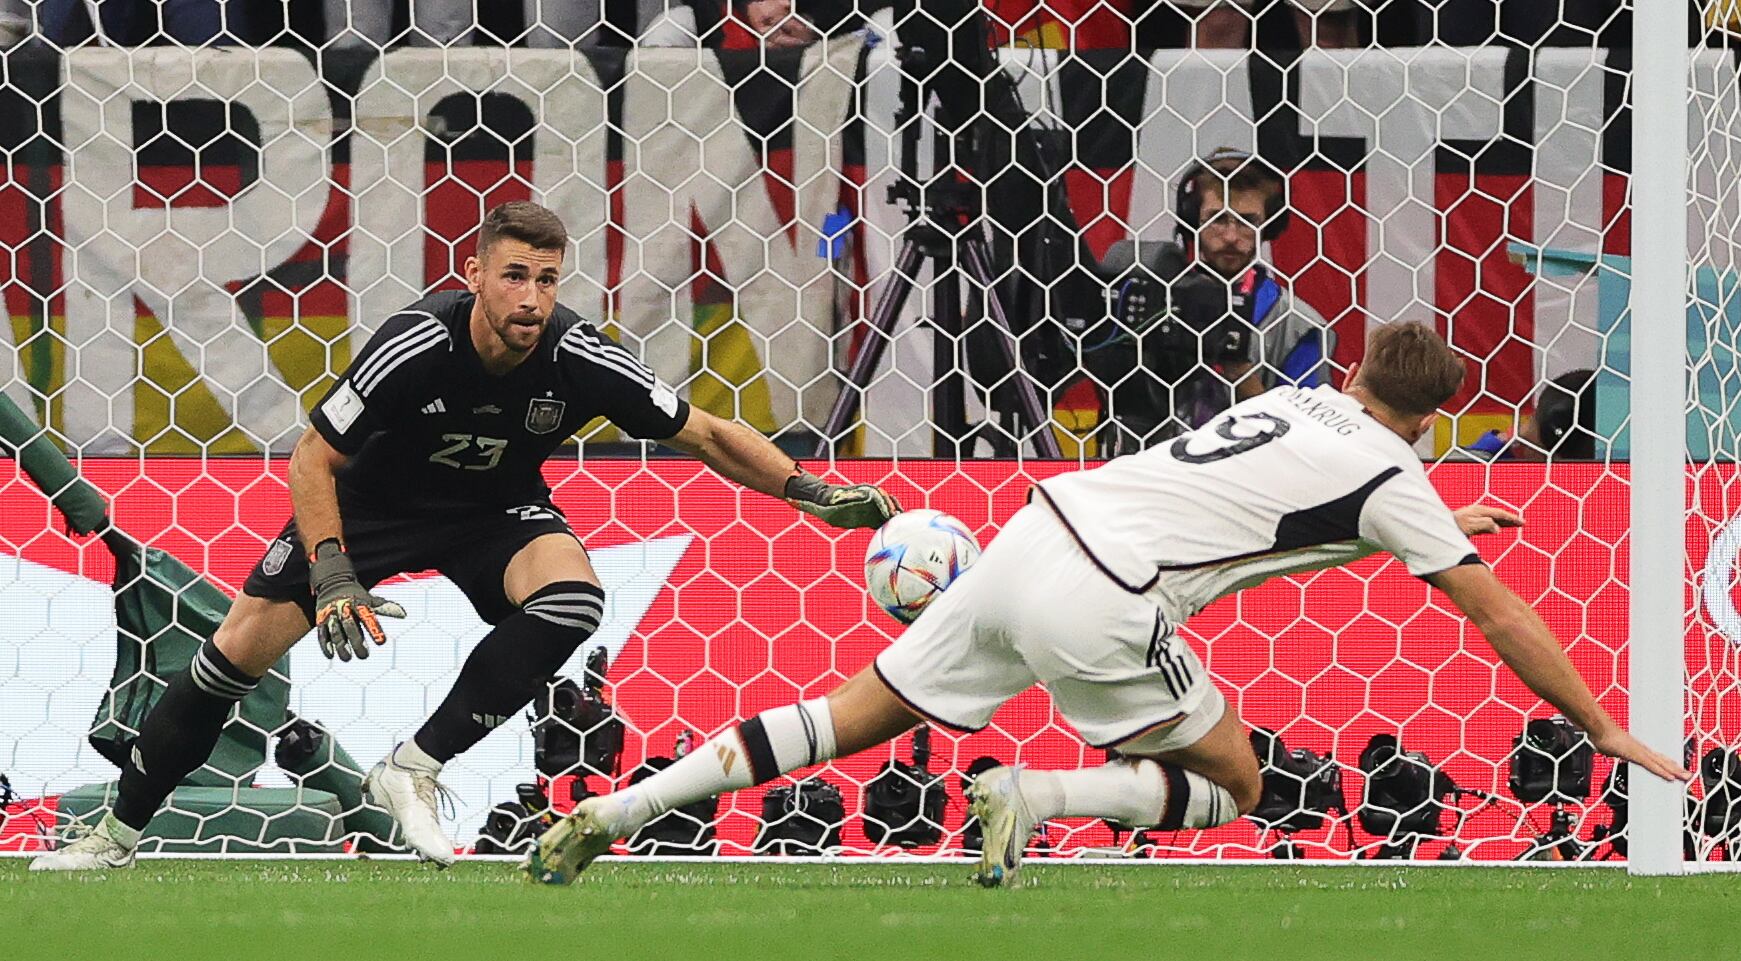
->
xmin=309 ymin=538 xmax=406 ymax=661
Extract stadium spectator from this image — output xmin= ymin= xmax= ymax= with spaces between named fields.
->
xmin=1460 ymin=369 xmax=1598 ymax=461
xmin=638 ymin=0 xmax=850 ymax=48
xmin=1095 ymin=147 xmax=1336 ymax=455
xmin=33 ymin=0 xmax=245 ymax=45
xmin=321 ymin=0 xmax=477 ymax=47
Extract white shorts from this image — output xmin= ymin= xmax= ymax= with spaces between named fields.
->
xmin=874 ymin=502 xmax=1226 ymax=753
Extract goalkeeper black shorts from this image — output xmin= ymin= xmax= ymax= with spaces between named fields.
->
xmin=242 ymin=497 xmax=579 ymax=626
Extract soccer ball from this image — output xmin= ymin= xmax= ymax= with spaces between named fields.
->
xmin=864 ymin=509 xmax=981 ymax=624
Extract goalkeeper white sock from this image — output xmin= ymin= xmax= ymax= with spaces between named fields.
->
xmin=1019 ymin=760 xmax=1240 ymax=830
xmin=605 ymin=698 xmax=838 ymax=833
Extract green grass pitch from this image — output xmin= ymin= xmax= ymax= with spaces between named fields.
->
xmin=4 ymin=859 xmax=1735 ymax=961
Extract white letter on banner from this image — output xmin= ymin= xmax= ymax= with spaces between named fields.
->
xmin=58 ymin=48 xmax=330 ymax=452
xmin=616 ymin=41 xmax=858 ymax=430
xmin=1531 ymin=49 xmax=1607 ymax=379
xmin=350 ymin=49 xmax=607 ymax=345
xmin=1297 ymin=48 xmax=1505 ymax=334
xmin=1128 ymin=51 xmax=1257 ymax=239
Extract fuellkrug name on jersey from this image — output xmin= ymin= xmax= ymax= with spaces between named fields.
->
xmin=1276 ymin=386 xmax=1362 ymax=436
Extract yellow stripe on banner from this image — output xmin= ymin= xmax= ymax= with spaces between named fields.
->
xmin=1050 ymin=404 xmax=1099 ymax=460
xmin=133 ymin=312 xmax=353 ymax=454
xmin=8 ymin=312 xmax=66 ymax=430
xmin=690 ymin=302 xmax=776 ymax=433
xmin=272 ymin=313 xmax=353 ymax=414
xmin=1705 ymin=0 xmax=1741 ymax=32
xmin=1013 ymin=23 xmax=1070 ymax=50
xmin=1433 ymin=412 xmax=1516 ymax=456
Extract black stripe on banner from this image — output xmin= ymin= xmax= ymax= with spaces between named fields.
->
xmin=737 ymin=716 xmax=780 ymax=786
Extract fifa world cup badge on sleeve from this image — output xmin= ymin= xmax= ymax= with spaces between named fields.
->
xmin=526 ymin=398 xmax=566 ymax=434
xmin=322 ymin=382 xmax=365 ymax=434
xmin=651 ymin=380 xmax=680 ymax=417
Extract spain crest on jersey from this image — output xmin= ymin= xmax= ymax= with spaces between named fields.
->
xmin=525 ymin=398 xmax=567 ymax=434
xmin=261 ymin=538 xmax=294 ymax=576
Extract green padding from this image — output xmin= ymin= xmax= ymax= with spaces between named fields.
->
xmin=0 ymin=390 xmax=108 ymax=534
xmin=88 ymin=540 xmax=292 ymax=787
xmin=276 ymin=719 xmax=400 ymax=853
xmin=58 ymin=783 xmax=345 ymax=854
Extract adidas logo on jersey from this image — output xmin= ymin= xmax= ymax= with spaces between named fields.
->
xmin=420 ymin=399 xmax=446 ymax=415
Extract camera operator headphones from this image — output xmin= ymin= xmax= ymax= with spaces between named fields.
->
xmin=1174 ymin=147 xmax=1291 ymax=242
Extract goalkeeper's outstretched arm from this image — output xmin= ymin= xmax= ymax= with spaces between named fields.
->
xmin=659 ymin=407 xmax=899 ymax=529
xmin=1430 ymin=563 xmax=1691 ymax=784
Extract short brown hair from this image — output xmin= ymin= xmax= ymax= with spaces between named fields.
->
xmin=1358 ymin=321 xmax=1466 ymax=418
xmin=1194 ymin=155 xmax=1282 ymax=205
xmin=478 ymin=201 xmax=568 ymax=258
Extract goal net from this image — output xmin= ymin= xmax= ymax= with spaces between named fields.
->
xmin=0 ymin=0 xmax=1730 ymax=867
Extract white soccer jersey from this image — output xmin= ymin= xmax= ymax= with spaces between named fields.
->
xmin=1036 ymin=385 xmax=1479 ymax=617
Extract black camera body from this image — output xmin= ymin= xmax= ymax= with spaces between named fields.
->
xmin=1358 ymin=733 xmax=1460 ymax=839
xmin=625 ymin=755 xmax=720 ymax=856
xmin=1508 ymin=717 xmax=1594 ymax=805
xmin=1093 ymin=240 xmax=1255 ymax=382
xmin=1086 ymin=240 xmax=1259 ymax=451
xmin=531 ymin=674 xmax=625 ymax=780
xmin=1697 ymin=746 xmax=1741 ymax=839
xmin=474 ymin=781 xmax=557 ymax=855
xmin=1249 ymin=728 xmax=1344 ymax=834
xmin=861 ymin=728 xmax=946 ymax=849
xmin=756 ymin=776 xmax=845 ymax=856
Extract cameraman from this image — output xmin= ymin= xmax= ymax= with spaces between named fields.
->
xmin=1093 ymin=148 xmax=1335 ymax=455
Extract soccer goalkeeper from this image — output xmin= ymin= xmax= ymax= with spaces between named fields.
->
xmin=529 ymin=321 xmax=1690 ymax=886
xmin=30 ymin=201 xmax=898 ymax=871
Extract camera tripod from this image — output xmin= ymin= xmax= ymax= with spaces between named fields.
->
xmin=813 ymin=44 xmax=1060 ymax=459
xmin=1516 ymin=804 xmax=1591 ymax=861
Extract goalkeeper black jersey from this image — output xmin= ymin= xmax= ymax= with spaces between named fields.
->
xmin=309 ymin=290 xmax=689 ymax=512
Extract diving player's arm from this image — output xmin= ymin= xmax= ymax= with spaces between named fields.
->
xmin=661 ymin=407 xmax=900 ymax=529
xmin=1429 ymin=563 xmax=1689 ymax=784
xmin=1452 ymin=503 xmax=1523 ymax=537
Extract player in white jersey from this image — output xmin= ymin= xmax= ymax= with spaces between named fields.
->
xmin=527 ymin=322 xmax=1690 ymax=886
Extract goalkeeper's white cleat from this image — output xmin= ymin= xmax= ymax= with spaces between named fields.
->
xmin=29 ymin=814 xmax=138 ymax=872
xmin=524 ymin=796 xmax=620 ymax=886
xmin=967 ymin=765 xmax=1041 ymax=889
xmin=363 ymin=750 xmax=457 ymax=867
